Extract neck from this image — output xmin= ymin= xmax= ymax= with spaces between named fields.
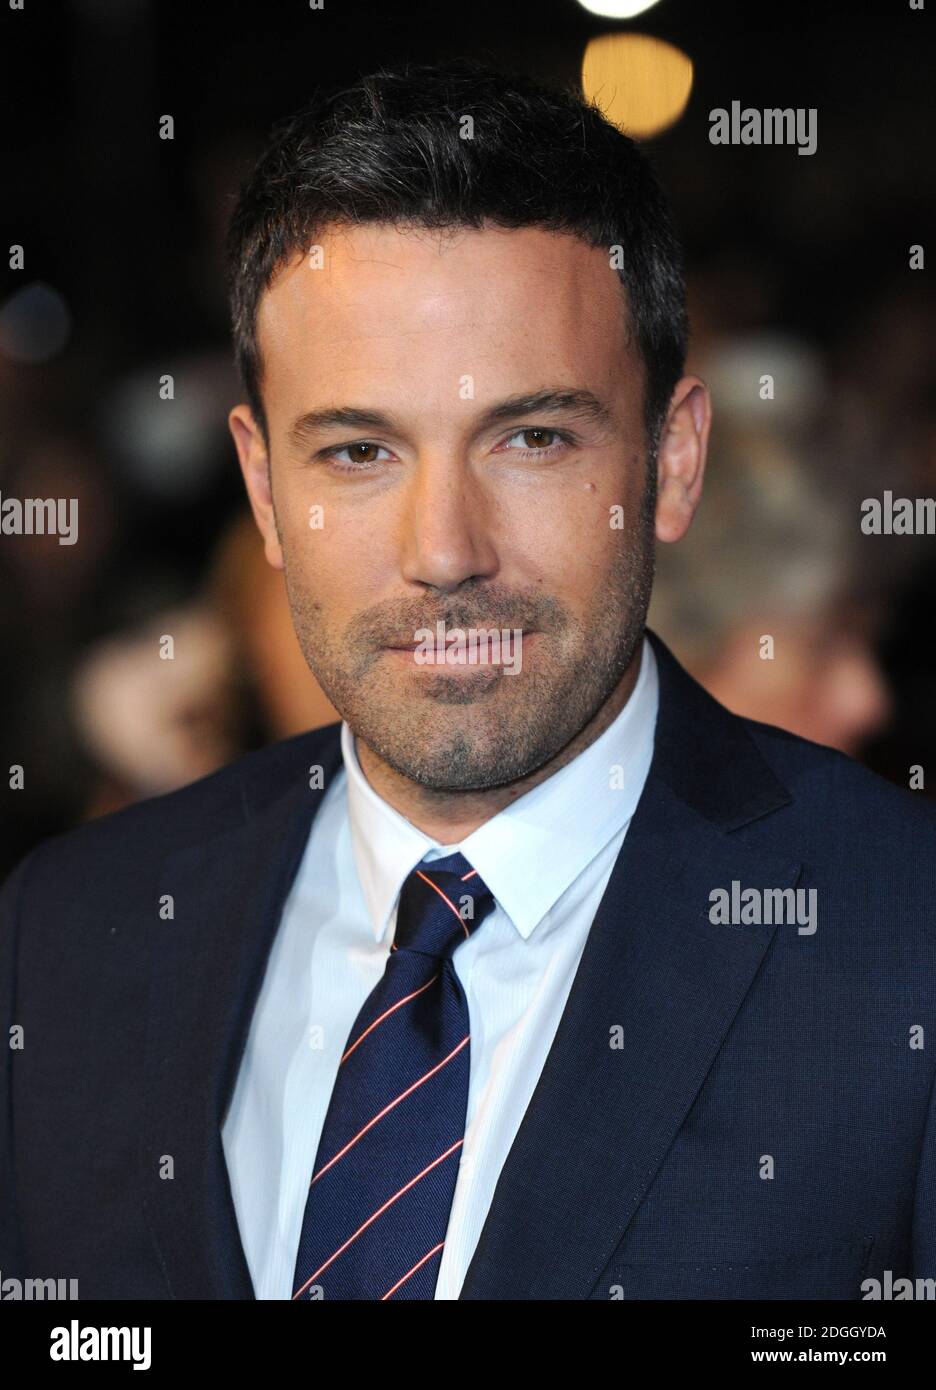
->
xmin=354 ymin=640 xmax=644 ymax=843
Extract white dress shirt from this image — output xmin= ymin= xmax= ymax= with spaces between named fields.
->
xmin=222 ymin=634 xmax=659 ymax=1298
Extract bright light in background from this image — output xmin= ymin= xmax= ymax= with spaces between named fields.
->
xmin=576 ymin=0 xmax=663 ymax=16
xmin=582 ymin=33 xmax=693 ymax=139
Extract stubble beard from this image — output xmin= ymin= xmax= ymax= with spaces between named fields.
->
xmin=280 ymin=481 xmax=656 ymax=793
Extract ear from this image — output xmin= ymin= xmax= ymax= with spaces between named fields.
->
xmin=229 ymin=404 xmax=284 ymax=570
xmin=654 ymin=376 xmax=712 ymax=544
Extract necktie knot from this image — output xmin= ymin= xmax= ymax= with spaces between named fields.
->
xmin=393 ymin=851 xmax=495 ymax=960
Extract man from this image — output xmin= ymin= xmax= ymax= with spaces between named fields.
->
xmin=1 ymin=60 xmax=935 ymax=1302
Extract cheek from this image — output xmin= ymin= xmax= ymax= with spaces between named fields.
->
xmin=505 ymin=483 xmax=624 ymax=597
xmin=279 ymin=494 xmax=391 ymax=605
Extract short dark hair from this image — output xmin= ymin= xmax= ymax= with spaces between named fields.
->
xmin=226 ymin=58 xmax=688 ymax=458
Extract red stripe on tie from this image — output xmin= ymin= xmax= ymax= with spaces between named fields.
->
xmin=340 ymin=975 xmax=439 ymax=1064
xmin=415 ymin=870 xmax=470 ymax=938
xmin=312 ymin=1035 xmax=470 ymax=1184
xmin=291 ymin=1139 xmax=464 ymax=1299
xmin=381 ymin=1242 xmax=445 ymax=1299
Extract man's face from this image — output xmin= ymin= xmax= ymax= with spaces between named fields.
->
xmin=236 ymin=222 xmax=660 ymax=791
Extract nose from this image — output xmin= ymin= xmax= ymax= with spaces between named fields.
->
xmin=397 ymin=452 xmax=499 ymax=593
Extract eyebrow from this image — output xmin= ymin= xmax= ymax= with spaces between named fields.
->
xmin=286 ymin=388 xmax=615 ymax=452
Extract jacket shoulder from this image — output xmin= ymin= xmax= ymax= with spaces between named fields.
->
xmin=740 ymin=713 xmax=936 ymax=839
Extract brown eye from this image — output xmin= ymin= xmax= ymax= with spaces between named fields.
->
xmin=498 ymin=427 xmax=569 ymax=459
xmin=521 ymin=428 xmax=556 ymax=449
xmin=349 ymin=442 xmax=380 ymax=463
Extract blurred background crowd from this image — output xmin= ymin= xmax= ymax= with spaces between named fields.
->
xmin=1 ymin=0 xmax=933 ymax=879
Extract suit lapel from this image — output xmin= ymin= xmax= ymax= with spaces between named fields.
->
xmin=139 ymin=731 xmax=343 ymax=1299
xmin=459 ymin=631 xmax=801 ymax=1299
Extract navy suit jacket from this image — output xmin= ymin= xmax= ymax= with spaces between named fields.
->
xmin=2 ymin=628 xmax=936 ymax=1300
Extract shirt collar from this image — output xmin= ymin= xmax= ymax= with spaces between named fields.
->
xmin=343 ymin=634 xmax=658 ymax=942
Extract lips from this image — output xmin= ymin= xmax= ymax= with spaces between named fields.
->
xmin=382 ymin=631 xmax=535 ymax=648
xmin=380 ymin=631 xmax=536 ymax=669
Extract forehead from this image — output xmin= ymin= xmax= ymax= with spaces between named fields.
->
xmin=255 ymin=222 xmax=638 ymax=416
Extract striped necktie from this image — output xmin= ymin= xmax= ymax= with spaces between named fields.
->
xmin=291 ymin=850 xmax=496 ymax=1300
